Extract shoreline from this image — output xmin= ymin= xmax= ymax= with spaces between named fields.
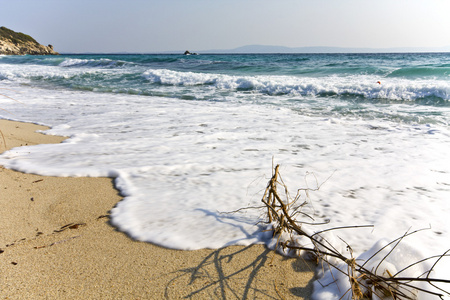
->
xmin=0 ymin=119 xmax=315 ymax=299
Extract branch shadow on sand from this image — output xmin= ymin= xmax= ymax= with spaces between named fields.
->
xmin=164 ymin=244 xmax=315 ymax=299
xmin=162 ymin=234 xmax=315 ymax=299
xmin=161 ymin=208 xmax=315 ymax=299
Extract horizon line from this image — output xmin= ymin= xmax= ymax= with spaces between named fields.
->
xmin=58 ymin=44 xmax=450 ymax=55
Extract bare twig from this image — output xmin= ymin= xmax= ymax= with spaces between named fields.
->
xmin=260 ymin=164 xmax=450 ymax=299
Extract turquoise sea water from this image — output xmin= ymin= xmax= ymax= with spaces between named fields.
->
xmin=1 ymin=53 xmax=449 ymax=125
xmin=2 ymin=53 xmax=449 ymax=99
xmin=1 ymin=52 xmax=450 ymax=298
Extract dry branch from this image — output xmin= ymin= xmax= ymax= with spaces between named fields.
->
xmin=261 ymin=164 xmax=450 ymax=299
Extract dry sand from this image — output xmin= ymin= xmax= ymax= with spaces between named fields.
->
xmin=0 ymin=119 xmax=315 ymax=299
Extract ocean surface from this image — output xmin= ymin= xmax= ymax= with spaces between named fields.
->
xmin=1 ymin=53 xmax=449 ymax=298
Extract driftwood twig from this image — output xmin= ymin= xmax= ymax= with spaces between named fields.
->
xmin=261 ymin=164 xmax=450 ymax=299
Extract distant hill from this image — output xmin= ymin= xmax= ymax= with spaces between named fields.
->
xmin=198 ymin=44 xmax=450 ymax=54
xmin=0 ymin=26 xmax=58 ymax=55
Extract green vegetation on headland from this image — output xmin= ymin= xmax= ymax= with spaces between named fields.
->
xmin=0 ymin=26 xmax=38 ymax=45
xmin=0 ymin=26 xmax=58 ymax=55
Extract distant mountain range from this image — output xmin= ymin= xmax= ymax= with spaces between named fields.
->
xmin=185 ymin=44 xmax=450 ymax=54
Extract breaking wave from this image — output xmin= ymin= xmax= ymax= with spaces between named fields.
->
xmin=143 ymin=69 xmax=450 ymax=103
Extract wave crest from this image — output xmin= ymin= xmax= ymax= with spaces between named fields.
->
xmin=143 ymin=69 xmax=450 ymax=102
xmin=59 ymin=58 xmax=128 ymax=68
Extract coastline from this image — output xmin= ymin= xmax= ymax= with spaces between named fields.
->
xmin=0 ymin=119 xmax=315 ymax=299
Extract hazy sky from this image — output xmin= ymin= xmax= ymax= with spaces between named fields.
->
xmin=1 ymin=0 xmax=449 ymax=53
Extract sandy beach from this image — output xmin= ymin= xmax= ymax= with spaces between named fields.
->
xmin=0 ymin=119 xmax=314 ymax=299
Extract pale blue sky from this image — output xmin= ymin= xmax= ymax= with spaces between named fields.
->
xmin=1 ymin=0 xmax=449 ymax=53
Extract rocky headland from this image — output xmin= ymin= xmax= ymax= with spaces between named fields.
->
xmin=0 ymin=26 xmax=58 ymax=55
